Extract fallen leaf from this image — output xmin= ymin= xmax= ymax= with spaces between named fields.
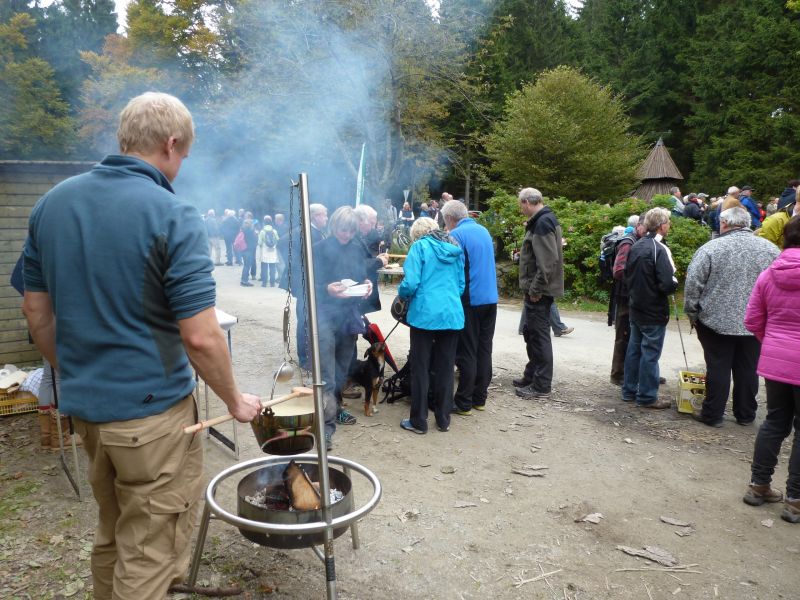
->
xmin=401 ymin=546 xmax=414 ymax=554
xmin=623 ymin=438 xmax=635 ymax=444
xmin=479 ymin=497 xmax=490 ymax=503
xmin=576 ymin=513 xmax=604 ymax=524
xmin=674 ymin=527 xmax=696 ymax=537
xmin=660 ymin=516 xmax=692 ymax=527
xmin=511 ymin=468 xmax=545 ymax=477
xmin=419 ymin=463 xmax=431 ymax=468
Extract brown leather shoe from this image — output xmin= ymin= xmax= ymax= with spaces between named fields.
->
xmin=782 ymin=498 xmax=800 ymax=523
xmin=637 ymin=398 xmax=672 ymax=409
xmin=743 ymin=483 xmax=784 ymax=506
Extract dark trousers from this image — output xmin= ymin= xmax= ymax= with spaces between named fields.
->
xmin=610 ymin=302 xmax=630 ymax=382
xmin=454 ymin=304 xmax=497 ymax=410
xmin=224 ymin=237 xmax=235 ymax=265
xmin=696 ymin=321 xmax=760 ymax=422
xmin=260 ymin=262 xmax=277 ymax=286
xmin=522 ymin=296 xmax=554 ymax=394
xmin=240 ymin=252 xmax=254 ymax=283
xmin=248 ymin=250 xmax=257 ymax=279
xmin=318 ymin=315 xmax=357 ymax=437
xmin=409 ymin=327 xmax=459 ymax=432
xmin=751 ymin=379 xmax=800 ymax=498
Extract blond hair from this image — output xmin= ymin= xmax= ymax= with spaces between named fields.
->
xmin=117 ymin=92 xmax=195 ymax=155
xmin=328 ymin=206 xmax=359 ymax=235
xmin=410 ymin=217 xmax=439 ymax=241
xmin=643 ymin=207 xmax=671 ymax=233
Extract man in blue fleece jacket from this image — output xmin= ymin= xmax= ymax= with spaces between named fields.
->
xmin=22 ymin=92 xmax=260 ymax=600
xmin=442 ymin=200 xmax=499 ymax=414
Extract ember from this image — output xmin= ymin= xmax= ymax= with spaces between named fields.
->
xmin=245 ymin=484 xmax=344 ymax=511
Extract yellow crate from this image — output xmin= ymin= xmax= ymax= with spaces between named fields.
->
xmin=676 ymin=371 xmax=706 ymax=414
xmin=0 ymin=391 xmax=39 ymax=416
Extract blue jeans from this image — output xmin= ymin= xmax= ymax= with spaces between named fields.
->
xmin=549 ymin=303 xmax=567 ymax=334
xmin=622 ymin=320 xmax=666 ymax=405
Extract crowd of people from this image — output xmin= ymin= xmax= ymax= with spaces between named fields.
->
xmin=16 ymin=90 xmax=800 ymax=599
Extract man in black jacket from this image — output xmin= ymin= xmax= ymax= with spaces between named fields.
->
xmin=514 ymin=187 xmax=564 ymax=400
xmin=622 ymin=207 xmax=678 ymax=409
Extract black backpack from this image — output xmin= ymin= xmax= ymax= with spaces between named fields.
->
xmin=264 ymin=228 xmax=277 ymax=248
xmin=599 ymin=231 xmax=623 ymax=283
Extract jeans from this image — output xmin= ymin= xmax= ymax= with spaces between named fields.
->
xmin=521 ymin=296 xmax=554 ymax=394
xmin=240 ymin=252 xmax=254 ymax=283
xmin=750 ymin=379 xmax=800 ymax=498
xmin=622 ymin=320 xmax=666 ymax=405
xmin=695 ymin=321 xmax=760 ymax=423
xmin=408 ymin=327 xmax=459 ymax=432
xmin=260 ymin=262 xmax=278 ymax=286
xmin=549 ymin=303 xmax=567 ymax=335
xmin=224 ymin=237 xmax=235 ymax=265
xmin=454 ymin=304 xmax=497 ymax=410
xmin=317 ymin=313 xmax=357 ymax=437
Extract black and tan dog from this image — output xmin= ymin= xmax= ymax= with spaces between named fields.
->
xmin=344 ymin=342 xmax=386 ymax=416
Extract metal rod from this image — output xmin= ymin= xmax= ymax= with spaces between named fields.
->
xmin=343 ymin=466 xmax=360 ymax=550
xmin=187 ymin=501 xmax=212 ymax=586
xmin=297 ymin=172 xmax=337 ymax=599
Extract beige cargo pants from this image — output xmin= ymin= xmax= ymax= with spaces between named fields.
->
xmin=73 ymin=394 xmax=203 ymax=600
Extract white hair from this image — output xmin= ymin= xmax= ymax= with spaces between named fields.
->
xmin=518 ymin=187 xmax=543 ymax=204
xmin=719 ymin=207 xmax=751 ymax=229
xmin=727 ymin=186 xmax=740 ymax=195
xmin=627 ymin=215 xmax=639 ymax=228
xmin=440 ymin=199 xmax=468 ymax=223
xmin=353 ymin=204 xmax=377 ymax=222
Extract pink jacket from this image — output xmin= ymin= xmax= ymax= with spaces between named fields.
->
xmin=745 ymin=247 xmax=800 ymax=386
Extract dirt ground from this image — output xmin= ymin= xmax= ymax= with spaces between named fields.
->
xmin=1 ymin=263 xmax=798 ymax=600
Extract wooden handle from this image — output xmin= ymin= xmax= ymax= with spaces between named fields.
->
xmin=184 ymin=386 xmax=312 ymax=434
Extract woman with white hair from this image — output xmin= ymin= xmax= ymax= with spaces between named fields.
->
xmin=397 ymin=217 xmax=465 ymax=434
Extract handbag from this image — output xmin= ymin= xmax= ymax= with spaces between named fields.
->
xmin=233 ymin=230 xmax=247 ymax=252
xmin=390 ymin=295 xmax=409 ymax=324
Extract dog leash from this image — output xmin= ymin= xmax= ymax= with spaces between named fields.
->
xmin=382 ymin=320 xmax=402 ymax=342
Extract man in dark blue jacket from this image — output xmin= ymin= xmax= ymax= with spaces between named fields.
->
xmin=443 ymin=200 xmax=499 ymax=414
xmin=22 ymin=92 xmax=260 ymax=599
xmin=622 ymin=207 xmax=678 ymax=409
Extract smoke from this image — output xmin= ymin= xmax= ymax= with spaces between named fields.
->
xmin=172 ymin=0 xmax=485 ymax=217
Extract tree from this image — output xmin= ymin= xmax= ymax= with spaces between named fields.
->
xmin=484 ymin=66 xmax=644 ymax=201
xmin=684 ymin=0 xmax=800 ymax=194
xmin=0 ymin=12 xmax=75 ymax=159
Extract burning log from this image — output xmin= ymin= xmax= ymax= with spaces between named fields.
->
xmin=283 ymin=460 xmax=321 ymax=510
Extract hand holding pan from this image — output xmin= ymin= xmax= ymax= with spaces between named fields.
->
xmin=184 ymin=387 xmax=312 ymax=434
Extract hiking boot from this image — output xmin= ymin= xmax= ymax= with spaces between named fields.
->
xmin=782 ymin=498 xmax=800 ymax=523
xmin=554 ymin=327 xmax=574 ymax=337
xmin=400 ymin=419 xmax=425 ymax=434
xmin=743 ymin=483 xmax=784 ymax=506
xmin=515 ymin=385 xmax=551 ymax=400
xmin=512 ymin=377 xmax=531 ymax=388
xmin=691 ymin=412 xmax=724 ymax=428
xmin=472 ymin=404 xmax=485 ymax=412
xmin=336 ymin=410 xmax=357 ymax=425
xmin=637 ymin=398 xmax=671 ymax=409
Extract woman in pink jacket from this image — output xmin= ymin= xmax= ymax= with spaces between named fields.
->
xmin=743 ymin=216 xmax=800 ymax=524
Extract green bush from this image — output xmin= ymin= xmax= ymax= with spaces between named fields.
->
xmin=479 ymin=191 xmax=710 ymax=301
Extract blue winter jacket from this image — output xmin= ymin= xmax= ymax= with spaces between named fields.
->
xmin=448 ymin=217 xmax=498 ymax=306
xmin=398 ymin=231 xmax=465 ymax=331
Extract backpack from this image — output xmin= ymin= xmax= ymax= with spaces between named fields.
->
xmin=233 ymin=230 xmax=247 ymax=252
xmin=598 ymin=231 xmax=623 ymax=283
xmin=264 ymin=228 xmax=277 ymax=248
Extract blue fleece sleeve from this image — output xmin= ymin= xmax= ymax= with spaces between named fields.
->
xmin=23 ymin=197 xmax=47 ymax=292
xmin=165 ymin=203 xmax=216 ymax=320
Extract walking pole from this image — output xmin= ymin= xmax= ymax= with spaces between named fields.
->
xmin=671 ymin=295 xmax=689 ymax=370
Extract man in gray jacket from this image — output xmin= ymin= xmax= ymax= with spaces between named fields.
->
xmin=514 ymin=188 xmax=565 ymax=400
xmin=684 ymin=207 xmax=779 ymax=427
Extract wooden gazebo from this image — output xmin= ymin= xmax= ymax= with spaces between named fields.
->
xmin=633 ymin=138 xmax=683 ymax=201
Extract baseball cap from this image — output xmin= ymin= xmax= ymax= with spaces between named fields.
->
xmin=741 ymin=185 xmax=753 ymax=191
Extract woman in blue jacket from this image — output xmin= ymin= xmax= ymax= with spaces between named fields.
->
xmin=398 ymin=217 xmax=465 ymax=434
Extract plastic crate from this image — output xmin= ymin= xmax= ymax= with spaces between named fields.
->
xmin=0 ymin=390 xmax=38 ymax=416
xmin=676 ymin=371 xmax=706 ymax=414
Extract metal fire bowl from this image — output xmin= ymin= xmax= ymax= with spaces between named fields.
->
xmin=250 ymin=396 xmax=315 ymax=447
xmin=236 ymin=462 xmax=354 ymax=549
xmin=262 ymin=433 xmax=315 ymax=456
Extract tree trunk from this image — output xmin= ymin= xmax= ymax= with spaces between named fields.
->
xmin=464 ymin=162 xmax=471 ymax=210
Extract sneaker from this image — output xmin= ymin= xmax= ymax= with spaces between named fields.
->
xmin=782 ymin=498 xmax=800 ymax=523
xmin=743 ymin=483 xmax=784 ymax=506
xmin=512 ymin=377 xmax=531 ymax=388
xmin=554 ymin=326 xmax=574 ymax=337
xmin=690 ymin=412 xmax=723 ymax=427
xmin=637 ymin=398 xmax=671 ymax=409
xmin=336 ymin=410 xmax=357 ymax=425
xmin=240 ymin=281 xmax=253 ymax=287
xmin=451 ymin=408 xmax=472 ymax=417
xmin=472 ymin=404 xmax=485 ymax=412
xmin=324 ymin=433 xmax=333 ymax=451
xmin=515 ymin=385 xmax=551 ymax=400
xmin=341 ymin=385 xmax=361 ymax=399
xmin=400 ymin=419 xmax=425 ymax=434
xmin=436 ymin=424 xmax=449 ymax=432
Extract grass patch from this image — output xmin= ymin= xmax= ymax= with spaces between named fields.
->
xmin=0 ymin=479 xmax=43 ymax=534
